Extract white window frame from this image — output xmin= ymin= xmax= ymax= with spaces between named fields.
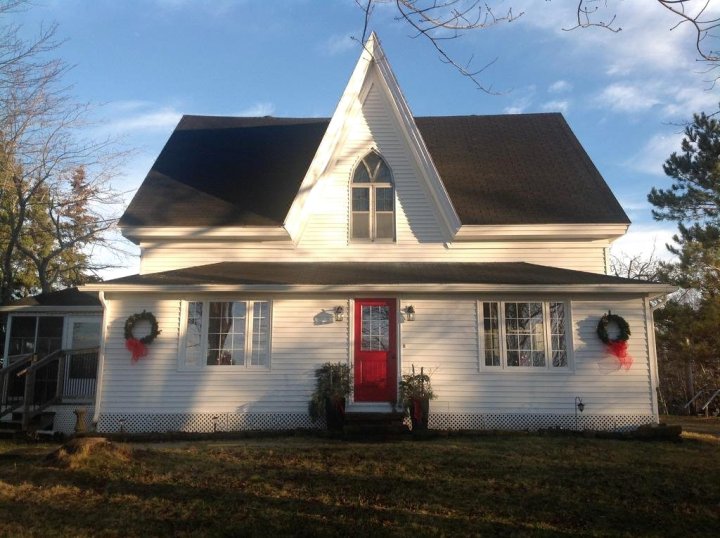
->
xmin=349 ymin=150 xmax=395 ymax=243
xmin=179 ymin=300 xmax=272 ymax=370
xmin=477 ymin=300 xmax=572 ymax=372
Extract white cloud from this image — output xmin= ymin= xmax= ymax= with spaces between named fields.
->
xmin=321 ymin=33 xmax=356 ymax=56
xmin=236 ymin=102 xmax=275 ymax=116
xmin=541 ymin=99 xmax=569 ymax=113
xmin=109 ymin=108 xmax=182 ymax=133
xmin=595 ymin=83 xmax=661 ymax=113
xmin=625 ymin=132 xmax=684 ymax=176
xmin=509 ymin=1 xmax=719 ymax=120
xmin=93 ymin=103 xmax=182 ymax=136
xmin=610 ymin=225 xmax=677 ymax=263
xmin=548 ymin=80 xmax=571 ymax=93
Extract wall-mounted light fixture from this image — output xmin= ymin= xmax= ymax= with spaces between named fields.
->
xmin=575 ymin=396 xmax=585 ymax=413
xmin=334 ymin=306 xmax=345 ymax=322
xmin=405 ymin=305 xmax=415 ymax=321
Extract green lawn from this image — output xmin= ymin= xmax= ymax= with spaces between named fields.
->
xmin=0 ymin=429 xmax=718 ymax=537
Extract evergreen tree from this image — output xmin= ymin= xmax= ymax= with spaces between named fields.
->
xmin=649 ymin=107 xmax=720 ymax=412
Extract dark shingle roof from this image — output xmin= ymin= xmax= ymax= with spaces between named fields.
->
xmin=119 ymin=114 xmax=629 ymax=228
xmin=3 ymin=288 xmax=101 ymax=308
xmin=100 ymin=262 xmax=654 ymax=288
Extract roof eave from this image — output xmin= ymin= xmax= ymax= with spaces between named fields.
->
xmin=82 ymin=282 xmax=676 ymax=295
xmin=452 ymin=223 xmax=629 ymax=242
xmin=120 ymin=225 xmax=292 ymax=245
xmin=0 ymin=305 xmax=102 ymax=313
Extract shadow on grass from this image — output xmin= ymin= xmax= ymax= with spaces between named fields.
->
xmin=0 ymin=437 xmax=718 ymax=536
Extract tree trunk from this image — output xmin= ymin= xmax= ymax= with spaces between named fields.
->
xmin=685 ymin=359 xmax=696 ymax=415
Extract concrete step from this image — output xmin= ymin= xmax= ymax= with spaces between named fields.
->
xmin=342 ymin=412 xmax=410 ymax=441
xmin=0 ymin=420 xmax=23 ymax=431
xmin=344 ymin=412 xmax=405 ymax=424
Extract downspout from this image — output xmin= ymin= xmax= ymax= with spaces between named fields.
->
xmin=92 ymin=291 xmax=108 ymax=426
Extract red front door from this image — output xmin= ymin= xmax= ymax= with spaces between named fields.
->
xmin=354 ymin=298 xmax=397 ymax=402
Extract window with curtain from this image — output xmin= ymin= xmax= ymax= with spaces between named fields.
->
xmin=479 ymin=301 xmax=569 ymax=370
xmin=182 ymin=301 xmax=271 ymax=368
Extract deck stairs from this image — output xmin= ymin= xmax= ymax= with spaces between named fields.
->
xmin=0 ymin=347 xmax=98 ymax=436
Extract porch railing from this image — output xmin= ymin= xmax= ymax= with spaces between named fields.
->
xmin=0 ymin=353 xmax=34 ymax=419
xmin=0 ymin=347 xmax=99 ymax=430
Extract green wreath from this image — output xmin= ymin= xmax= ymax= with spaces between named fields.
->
xmin=596 ymin=312 xmax=630 ymax=344
xmin=124 ymin=310 xmax=161 ymax=345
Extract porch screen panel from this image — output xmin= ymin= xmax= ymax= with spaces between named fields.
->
xmin=8 ymin=317 xmax=36 ymax=355
xmin=36 ymin=317 xmax=63 ymax=355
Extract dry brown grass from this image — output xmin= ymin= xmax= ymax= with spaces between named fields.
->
xmin=0 ymin=433 xmax=718 ymax=537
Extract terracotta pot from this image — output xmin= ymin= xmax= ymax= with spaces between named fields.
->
xmin=410 ymin=397 xmax=430 ymax=431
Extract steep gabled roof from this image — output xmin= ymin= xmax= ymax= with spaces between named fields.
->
xmin=119 ymin=113 xmax=629 ymax=229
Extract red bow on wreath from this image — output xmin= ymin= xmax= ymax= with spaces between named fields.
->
xmin=124 ymin=310 xmax=161 ymax=363
xmin=596 ymin=312 xmax=633 ymax=370
xmin=125 ymin=338 xmax=148 ymax=362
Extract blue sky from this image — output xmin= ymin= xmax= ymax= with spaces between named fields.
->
xmin=13 ymin=0 xmax=720 ymax=275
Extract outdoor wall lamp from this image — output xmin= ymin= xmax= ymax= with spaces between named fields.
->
xmin=575 ymin=396 xmax=585 ymax=413
xmin=334 ymin=306 xmax=345 ymax=322
xmin=405 ymin=305 xmax=415 ymax=321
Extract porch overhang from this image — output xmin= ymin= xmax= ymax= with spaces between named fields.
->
xmin=81 ymin=262 xmax=675 ymax=296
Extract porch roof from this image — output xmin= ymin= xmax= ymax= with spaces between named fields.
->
xmin=84 ymin=262 xmax=672 ymax=295
xmin=0 ymin=287 xmax=101 ymax=312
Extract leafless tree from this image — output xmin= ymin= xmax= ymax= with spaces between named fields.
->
xmin=565 ymin=1 xmax=720 ymax=82
xmin=354 ymin=1 xmax=521 ymax=94
xmin=354 ymin=1 xmax=720 ymax=90
xmin=610 ymin=246 xmax=663 ymax=281
xmin=0 ymin=0 xmax=128 ymax=303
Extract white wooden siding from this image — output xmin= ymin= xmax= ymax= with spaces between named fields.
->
xmin=98 ymin=294 xmax=653 ymax=418
xmin=400 ymin=296 xmax=654 ymax=416
xmin=139 ymin=243 xmax=608 ymax=274
xmin=136 ymin=68 xmax=610 ymax=275
xmin=98 ymin=296 xmax=349 ymax=414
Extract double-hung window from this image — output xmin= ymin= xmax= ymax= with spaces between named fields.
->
xmin=480 ymin=301 xmax=569 ymax=370
xmin=182 ymin=300 xmax=271 ymax=368
xmin=351 ymin=150 xmax=395 ymax=241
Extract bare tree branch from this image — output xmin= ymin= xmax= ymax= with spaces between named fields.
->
xmin=353 ymin=0 xmax=521 ymax=94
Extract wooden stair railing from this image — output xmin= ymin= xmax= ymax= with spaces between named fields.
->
xmin=0 ymin=353 xmax=34 ymax=419
xmin=1 ymin=347 xmax=100 ymax=431
xmin=18 ymin=349 xmax=66 ymax=430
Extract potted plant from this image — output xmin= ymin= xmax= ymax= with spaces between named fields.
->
xmin=308 ymin=362 xmax=352 ymax=430
xmin=399 ymin=365 xmax=436 ymax=431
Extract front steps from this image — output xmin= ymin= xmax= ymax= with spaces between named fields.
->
xmin=342 ymin=412 xmax=409 ymax=440
xmin=0 ymin=411 xmax=56 ymax=439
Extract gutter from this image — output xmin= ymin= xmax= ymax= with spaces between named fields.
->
xmin=92 ymin=291 xmax=108 ymax=426
xmin=82 ymin=282 xmax=676 ymax=295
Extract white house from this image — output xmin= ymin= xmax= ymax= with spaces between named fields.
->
xmin=1 ymin=34 xmax=670 ymax=435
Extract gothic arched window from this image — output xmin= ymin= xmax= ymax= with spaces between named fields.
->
xmin=351 ymin=151 xmax=394 ymax=241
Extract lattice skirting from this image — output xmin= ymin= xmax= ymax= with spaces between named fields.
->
xmin=428 ymin=413 xmax=656 ymax=432
xmin=93 ymin=412 xmax=656 ymax=434
xmin=97 ymin=412 xmax=319 ymax=434
xmin=49 ymin=405 xmax=95 ymax=435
